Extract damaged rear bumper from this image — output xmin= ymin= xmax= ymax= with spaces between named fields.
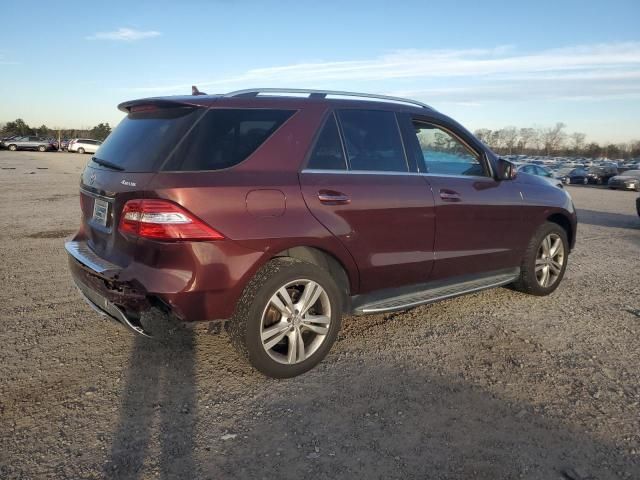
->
xmin=66 ymin=241 xmax=154 ymax=337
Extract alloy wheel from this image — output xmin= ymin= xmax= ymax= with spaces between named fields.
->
xmin=535 ymin=233 xmax=565 ymax=288
xmin=260 ymin=279 xmax=331 ymax=365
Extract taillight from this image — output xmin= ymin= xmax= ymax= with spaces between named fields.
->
xmin=118 ymin=199 xmax=224 ymax=241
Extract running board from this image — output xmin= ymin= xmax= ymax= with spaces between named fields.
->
xmin=353 ymin=271 xmax=519 ymax=314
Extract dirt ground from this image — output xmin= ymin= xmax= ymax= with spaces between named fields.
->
xmin=0 ymin=150 xmax=639 ymax=480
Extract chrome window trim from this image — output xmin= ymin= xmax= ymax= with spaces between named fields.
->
xmin=300 ymin=169 xmax=494 ymax=181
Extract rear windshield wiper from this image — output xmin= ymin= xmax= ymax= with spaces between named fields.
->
xmin=91 ymin=156 xmax=124 ymax=171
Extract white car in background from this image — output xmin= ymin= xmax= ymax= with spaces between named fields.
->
xmin=68 ymin=138 xmax=102 ymax=154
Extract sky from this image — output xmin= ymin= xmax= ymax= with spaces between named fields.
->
xmin=1 ymin=0 xmax=639 ymax=143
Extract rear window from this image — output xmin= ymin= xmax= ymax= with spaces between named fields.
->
xmin=337 ymin=109 xmax=407 ymax=172
xmin=94 ymin=107 xmax=203 ymax=172
xmin=162 ymin=109 xmax=294 ymax=171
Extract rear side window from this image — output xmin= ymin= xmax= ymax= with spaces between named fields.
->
xmin=163 ymin=109 xmax=294 ymax=171
xmin=337 ymin=110 xmax=407 ymax=172
xmin=95 ymin=107 xmax=203 ymax=172
xmin=306 ymin=113 xmax=346 ymax=170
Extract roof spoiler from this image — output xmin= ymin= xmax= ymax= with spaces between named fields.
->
xmin=117 ymin=98 xmax=202 ymax=113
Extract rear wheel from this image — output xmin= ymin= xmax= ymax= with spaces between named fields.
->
xmin=38 ymin=145 xmax=46 ymax=152
xmin=228 ymin=258 xmax=342 ymax=378
xmin=77 ymin=147 xmax=85 ymax=154
xmin=512 ymin=222 xmax=569 ymax=296
xmin=582 ymin=177 xmax=588 ymax=185
xmin=8 ymin=144 xmax=17 ymax=151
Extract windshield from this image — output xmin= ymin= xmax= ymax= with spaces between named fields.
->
xmin=92 ymin=107 xmax=203 ymax=172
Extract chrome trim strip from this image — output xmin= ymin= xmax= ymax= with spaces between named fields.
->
xmin=300 ymin=169 xmax=492 ymax=181
xmin=301 ymin=169 xmax=419 ymax=176
xmin=65 ymin=241 xmax=119 ymax=274
xmin=224 ymin=88 xmax=434 ymax=110
xmin=79 ymin=187 xmax=114 ymax=202
xmin=359 ymin=275 xmax=518 ymax=314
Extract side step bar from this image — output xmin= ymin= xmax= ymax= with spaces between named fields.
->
xmin=353 ymin=270 xmax=519 ymax=314
xmin=74 ymin=280 xmax=152 ymax=337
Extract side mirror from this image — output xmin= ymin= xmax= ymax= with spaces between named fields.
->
xmin=496 ymin=158 xmax=517 ymax=180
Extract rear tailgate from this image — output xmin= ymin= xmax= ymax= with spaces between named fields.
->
xmin=76 ymin=104 xmax=207 ymax=267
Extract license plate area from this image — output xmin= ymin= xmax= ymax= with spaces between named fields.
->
xmin=92 ymin=198 xmax=109 ymax=227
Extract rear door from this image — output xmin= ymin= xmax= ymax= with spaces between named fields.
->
xmin=399 ymin=114 xmax=523 ymax=280
xmin=299 ymin=109 xmax=436 ymax=294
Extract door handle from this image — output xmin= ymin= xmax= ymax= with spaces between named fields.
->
xmin=318 ymin=190 xmax=351 ymax=205
xmin=439 ymin=189 xmax=461 ymax=201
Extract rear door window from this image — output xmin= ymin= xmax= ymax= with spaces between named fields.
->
xmin=306 ymin=113 xmax=347 ymax=170
xmin=337 ymin=109 xmax=407 ymax=172
xmin=163 ymin=109 xmax=294 ymax=171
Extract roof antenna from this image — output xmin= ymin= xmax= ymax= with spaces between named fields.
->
xmin=192 ymin=85 xmax=206 ymax=96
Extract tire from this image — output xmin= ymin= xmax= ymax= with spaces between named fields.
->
xmin=77 ymin=147 xmax=85 ymax=154
xmin=563 ymin=178 xmax=570 ymax=185
xmin=38 ymin=145 xmax=46 ymax=152
xmin=512 ymin=222 xmax=569 ymax=296
xmin=8 ymin=144 xmax=17 ymax=151
xmin=582 ymin=177 xmax=588 ymax=185
xmin=228 ymin=257 xmax=343 ymax=378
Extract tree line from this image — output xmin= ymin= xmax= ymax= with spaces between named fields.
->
xmin=474 ymin=122 xmax=640 ymax=160
xmin=2 ymin=117 xmax=639 ymax=160
xmin=0 ymin=118 xmax=112 ymax=142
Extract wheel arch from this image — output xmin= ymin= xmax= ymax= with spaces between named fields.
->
xmin=272 ymin=246 xmax=352 ymax=313
xmin=547 ymin=213 xmax=574 ymax=250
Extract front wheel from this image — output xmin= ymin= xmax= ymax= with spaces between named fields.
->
xmin=512 ymin=222 xmax=569 ymax=296
xmin=228 ymin=258 xmax=343 ymax=378
xmin=38 ymin=145 xmax=46 ymax=152
xmin=77 ymin=147 xmax=85 ymax=154
xmin=8 ymin=144 xmax=17 ymax=151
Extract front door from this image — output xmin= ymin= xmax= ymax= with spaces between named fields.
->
xmin=400 ymin=115 xmax=523 ymax=280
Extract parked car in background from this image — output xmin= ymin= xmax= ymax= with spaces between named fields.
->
xmin=517 ymin=163 xmax=564 ymax=188
xmin=65 ymin=87 xmax=577 ymax=378
xmin=608 ymin=170 xmax=640 ymax=191
xmin=564 ymin=168 xmax=591 ymax=185
xmin=585 ymin=166 xmax=618 ymax=185
xmin=60 ymin=139 xmax=71 ymax=150
xmin=0 ymin=136 xmax=56 ymax=152
xmin=554 ymin=167 xmax=585 ymax=185
xmin=68 ymin=138 xmax=102 ymax=154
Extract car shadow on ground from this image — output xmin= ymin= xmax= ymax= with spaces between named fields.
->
xmin=103 ymin=330 xmax=639 ymax=480
xmin=577 ymin=208 xmax=639 ymax=230
xmin=104 ymin=328 xmax=197 ymax=479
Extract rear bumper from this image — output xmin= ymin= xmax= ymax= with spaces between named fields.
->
xmin=67 ymin=242 xmax=154 ymax=335
xmin=65 ymin=238 xmax=264 ymax=324
xmin=73 ymin=274 xmax=152 ymax=336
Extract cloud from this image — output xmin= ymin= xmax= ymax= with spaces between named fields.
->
xmin=127 ymin=42 xmax=640 ymax=105
xmin=87 ymin=28 xmax=161 ymax=41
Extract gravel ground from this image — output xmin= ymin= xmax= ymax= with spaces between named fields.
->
xmin=1 ymin=151 xmax=639 ymax=480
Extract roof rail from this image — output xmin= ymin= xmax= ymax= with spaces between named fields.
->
xmin=224 ymin=88 xmax=434 ymax=110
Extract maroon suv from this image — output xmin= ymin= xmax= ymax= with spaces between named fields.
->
xmin=66 ymin=88 xmax=577 ymax=377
